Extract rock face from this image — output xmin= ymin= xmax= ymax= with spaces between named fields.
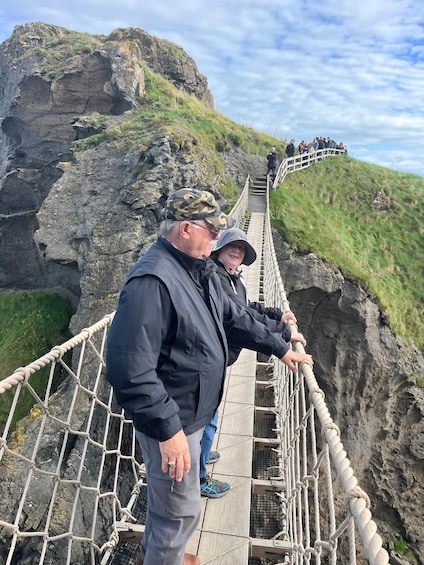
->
xmin=274 ymin=233 xmax=424 ymax=564
xmin=0 ymin=22 xmax=213 ymax=305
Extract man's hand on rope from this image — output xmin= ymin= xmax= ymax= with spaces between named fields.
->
xmin=280 ymin=349 xmax=313 ymax=372
xmin=281 ymin=311 xmax=297 ymax=325
xmin=290 ymin=330 xmax=307 ymax=348
xmin=282 ymin=311 xmax=307 ymax=348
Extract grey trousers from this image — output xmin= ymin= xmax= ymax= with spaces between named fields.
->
xmin=135 ymin=428 xmax=203 ymax=565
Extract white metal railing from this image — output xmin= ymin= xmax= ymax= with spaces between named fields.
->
xmin=0 ymin=165 xmax=389 ymax=564
xmin=273 ymin=148 xmax=346 ymax=188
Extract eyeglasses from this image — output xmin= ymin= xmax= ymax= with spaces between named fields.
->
xmin=189 ymin=221 xmax=220 ymax=238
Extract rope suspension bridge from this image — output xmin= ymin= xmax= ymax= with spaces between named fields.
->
xmin=0 ymin=149 xmax=389 ymax=564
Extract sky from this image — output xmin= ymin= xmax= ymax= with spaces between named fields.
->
xmin=1 ymin=0 xmax=424 ymax=177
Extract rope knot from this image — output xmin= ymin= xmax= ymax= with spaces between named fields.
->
xmin=344 ymin=485 xmax=371 ymax=509
xmin=323 ymin=421 xmax=340 ymax=435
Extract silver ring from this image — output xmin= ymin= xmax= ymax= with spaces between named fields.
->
xmin=168 ymin=461 xmax=176 ymax=468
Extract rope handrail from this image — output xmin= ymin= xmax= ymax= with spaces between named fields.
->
xmin=0 ymin=160 xmax=390 ymax=564
xmin=262 ymin=177 xmax=389 ymax=564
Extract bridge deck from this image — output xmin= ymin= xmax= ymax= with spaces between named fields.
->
xmin=187 ymin=212 xmax=268 ymax=563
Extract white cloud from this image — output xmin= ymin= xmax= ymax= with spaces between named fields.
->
xmin=1 ymin=0 xmax=424 ymax=176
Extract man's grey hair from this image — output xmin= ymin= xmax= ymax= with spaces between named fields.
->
xmin=160 ymin=219 xmax=183 ymax=236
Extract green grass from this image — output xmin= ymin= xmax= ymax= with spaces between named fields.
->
xmin=0 ymin=290 xmax=73 ymax=432
xmin=393 ymin=538 xmax=418 ymax=564
xmin=72 ymin=68 xmax=282 ymax=211
xmin=270 ymin=156 xmax=424 ymax=349
xmin=19 ymin=25 xmax=105 ymax=79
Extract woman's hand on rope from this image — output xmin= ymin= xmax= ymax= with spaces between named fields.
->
xmin=280 ymin=349 xmax=313 ymax=372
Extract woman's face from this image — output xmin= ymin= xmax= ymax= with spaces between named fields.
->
xmin=218 ymin=242 xmax=246 ymax=273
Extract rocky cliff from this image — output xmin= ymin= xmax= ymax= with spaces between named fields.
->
xmin=0 ymin=22 xmax=423 ymax=565
xmin=0 ymin=21 xmax=215 ymax=315
xmin=0 ymin=22 xmax=266 ymax=332
xmin=274 ymin=233 xmax=424 ymax=563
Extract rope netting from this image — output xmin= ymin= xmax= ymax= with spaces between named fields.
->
xmin=0 ymin=316 xmax=145 ymax=564
xmin=0 ymin=168 xmax=389 ymax=564
xmin=262 ymin=182 xmax=389 ymax=564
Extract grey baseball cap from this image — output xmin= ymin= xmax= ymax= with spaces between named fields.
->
xmin=212 ymin=227 xmax=257 ymax=266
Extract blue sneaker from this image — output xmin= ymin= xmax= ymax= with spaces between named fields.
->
xmin=206 ymin=451 xmax=220 ymax=464
xmin=200 ymin=474 xmax=230 ymax=498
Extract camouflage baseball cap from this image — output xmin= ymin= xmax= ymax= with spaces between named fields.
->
xmin=164 ymin=188 xmax=235 ymax=230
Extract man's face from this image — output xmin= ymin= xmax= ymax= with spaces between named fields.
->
xmin=185 ymin=220 xmax=220 ymax=258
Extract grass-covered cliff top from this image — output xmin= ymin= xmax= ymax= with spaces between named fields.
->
xmin=73 ymin=68 xmax=280 ymax=204
xmin=271 ymin=156 xmax=424 ymax=349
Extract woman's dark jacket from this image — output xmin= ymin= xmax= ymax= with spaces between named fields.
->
xmin=213 ymin=259 xmax=291 ymax=365
xmin=106 ymin=237 xmax=289 ymax=442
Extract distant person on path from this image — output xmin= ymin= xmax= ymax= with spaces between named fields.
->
xmin=337 ymin=141 xmax=348 ymax=154
xmin=285 ymin=139 xmax=295 ymax=164
xmin=106 ymin=188 xmax=313 ymax=565
xmin=199 ymin=227 xmax=309 ymax=497
xmin=266 ymin=146 xmax=278 ymax=178
xmin=298 ymin=140 xmax=310 ymax=155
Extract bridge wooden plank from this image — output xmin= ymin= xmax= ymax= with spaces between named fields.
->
xmin=187 ymin=212 xmax=269 ymax=563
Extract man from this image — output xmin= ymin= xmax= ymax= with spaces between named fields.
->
xmin=285 ymin=139 xmax=295 ymax=162
xmin=106 ymin=188 xmax=313 ymax=565
xmin=199 ymin=227 xmax=308 ymax=497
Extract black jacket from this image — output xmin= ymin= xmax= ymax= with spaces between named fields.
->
xmin=285 ymin=143 xmax=295 ymax=158
xmin=106 ymin=237 xmax=289 ymax=441
xmin=213 ymin=259 xmax=291 ymax=365
xmin=267 ymin=151 xmax=278 ymax=169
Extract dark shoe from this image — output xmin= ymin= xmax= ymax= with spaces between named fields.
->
xmin=200 ymin=474 xmax=230 ymax=498
xmin=206 ymin=451 xmax=220 ymax=464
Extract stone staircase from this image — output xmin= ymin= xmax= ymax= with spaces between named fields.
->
xmin=250 ymin=175 xmax=267 ymax=196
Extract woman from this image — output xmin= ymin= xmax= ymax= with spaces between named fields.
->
xmin=211 ymin=227 xmax=306 ymax=363
xmin=199 ymin=227 xmax=307 ymax=498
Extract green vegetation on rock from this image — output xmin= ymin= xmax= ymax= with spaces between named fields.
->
xmin=270 ymin=156 xmax=424 ymax=349
xmin=393 ymin=538 xmax=418 ymax=564
xmin=0 ymin=290 xmax=73 ymax=431
xmin=18 ymin=24 xmax=105 ymax=78
xmin=72 ymin=68 xmax=280 ymax=211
